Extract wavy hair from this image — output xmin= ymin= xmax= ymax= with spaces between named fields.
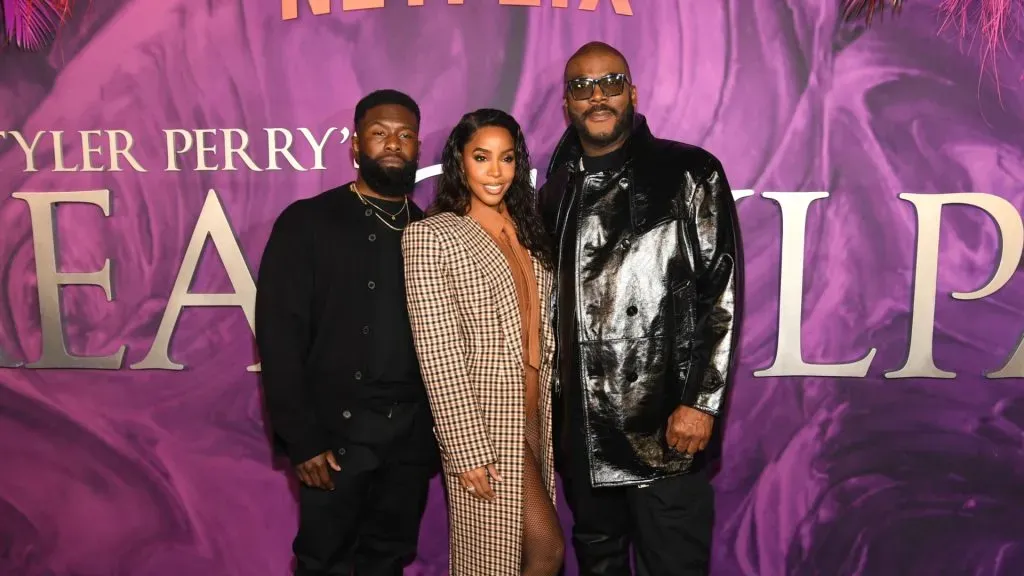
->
xmin=428 ymin=108 xmax=554 ymax=269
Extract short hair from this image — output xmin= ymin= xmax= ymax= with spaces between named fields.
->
xmin=354 ymin=89 xmax=421 ymax=129
xmin=564 ymin=41 xmax=632 ymax=81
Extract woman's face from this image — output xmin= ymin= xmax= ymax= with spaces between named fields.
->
xmin=462 ymin=125 xmax=515 ymax=209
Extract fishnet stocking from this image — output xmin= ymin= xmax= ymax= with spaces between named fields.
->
xmin=521 ymin=395 xmax=564 ymax=576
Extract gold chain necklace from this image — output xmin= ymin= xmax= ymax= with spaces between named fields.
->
xmin=350 ymin=183 xmax=410 ymax=231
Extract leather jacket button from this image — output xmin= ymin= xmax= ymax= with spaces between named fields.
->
xmin=342 ymin=410 xmax=352 ymax=419
xmin=619 ymin=179 xmax=630 ymax=189
xmin=362 ymin=325 xmax=370 ymax=334
xmin=365 ymin=208 xmax=373 ymax=217
xmin=626 ymin=305 xmax=638 ymax=316
xmin=368 ymin=233 xmax=376 ymax=242
xmin=338 ymin=447 xmax=346 ymax=455
xmin=353 ymin=371 xmax=362 ymax=380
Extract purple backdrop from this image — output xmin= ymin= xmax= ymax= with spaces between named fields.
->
xmin=2 ymin=1 xmax=1024 ymax=574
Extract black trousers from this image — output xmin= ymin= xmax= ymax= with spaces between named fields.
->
xmin=292 ymin=400 xmax=437 ymax=576
xmin=556 ymin=377 xmax=714 ymax=575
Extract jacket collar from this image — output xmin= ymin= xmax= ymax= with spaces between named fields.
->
xmin=546 ymin=114 xmax=666 ymax=231
xmin=545 ymin=113 xmax=655 ymax=179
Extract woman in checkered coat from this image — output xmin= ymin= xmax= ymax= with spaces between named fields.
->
xmin=403 ymin=109 xmax=564 ymax=575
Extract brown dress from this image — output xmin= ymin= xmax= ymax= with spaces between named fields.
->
xmin=468 ymin=199 xmax=564 ymax=575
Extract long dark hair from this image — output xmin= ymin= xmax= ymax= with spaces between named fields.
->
xmin=429 ymin=108 xmax=554 ymax=270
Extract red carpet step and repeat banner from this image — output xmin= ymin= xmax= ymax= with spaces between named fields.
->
xmin=1 ymin=1 xmax=1023 ymax=574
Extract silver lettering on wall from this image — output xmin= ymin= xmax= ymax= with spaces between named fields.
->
xmin=12 ymin=189 xmax=126 ymax=369
xmin=130 ymin=189 xmax=259 ymax=371
xmin=753 ymin=192 xmax=877 ymax=378
xmin=3 ymin=189 xmax=1019 ymax=375
xmin=887 ymin=193 xmax=1024 ymax=379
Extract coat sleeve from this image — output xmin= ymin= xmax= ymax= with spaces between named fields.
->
xmin=255 ymin=203 xmax=328 ymax=466
xmin=682 ymin=155 xmax=742 ymax=417
xmin=402 ymin=221 xmax=498 ymax=475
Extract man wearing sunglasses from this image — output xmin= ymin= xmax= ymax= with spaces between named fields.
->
xmin=538 ymin=42 xmax=742 ymax=575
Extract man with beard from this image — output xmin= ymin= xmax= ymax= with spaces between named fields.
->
xmin=256 ymin=89 xmax=439 ymax=576
xmin=538 ymin=43 xmax=742 ymax=575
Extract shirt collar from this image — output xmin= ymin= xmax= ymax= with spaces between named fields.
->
xmin=468 ymin=196 xmax=516 ymax=240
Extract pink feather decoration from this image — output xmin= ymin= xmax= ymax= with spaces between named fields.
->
xmin=0 ymin=0 xmax=73 ymax=51
xmin=842 ymin=0 xmax=1021 ymax=77
xmin=939 ymin=0 xmax=1020 ymax=58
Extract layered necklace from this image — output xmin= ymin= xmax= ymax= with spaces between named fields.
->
xmin=350 ymin=182 xmax=410 ymax=231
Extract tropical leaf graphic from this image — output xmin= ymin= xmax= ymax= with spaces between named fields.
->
xmin=1 ymin=0 xmax=73 ymax=51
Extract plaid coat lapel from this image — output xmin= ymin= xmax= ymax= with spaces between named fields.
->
xmin=460 ymin=215 xmax=524 ymax=366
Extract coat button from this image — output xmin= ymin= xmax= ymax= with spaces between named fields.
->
xmin=367 ymin=281 xmax=376 ymax=290
xmin=362 ymin=325 xmax=370 ymax=334
xmin=342 ymin=410 xmax=351 ymax=419
xmin=354 ymin=371 xmax=362 ymax=380
xmin=368 ymin=233 xmax=376 ymax=242
xmin=338 ymin=447 xmax=346 ymax=455
xmin=365 ymin=208 xmax=373 ymax=217
xmin=626 ymin=305 xmax=638 ymax=316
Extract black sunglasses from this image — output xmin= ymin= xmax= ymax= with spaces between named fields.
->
xmin=566 ymin=73 xmax=630 ymax=101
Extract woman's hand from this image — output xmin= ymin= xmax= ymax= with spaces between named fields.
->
xmin=458 ymin=463 xmax=503 ymax=501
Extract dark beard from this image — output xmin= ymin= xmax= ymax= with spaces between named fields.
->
xmin=358 ymin=151 xmax=418 ymax=199
xmin=571 ymin=100 xmax=635 ymax=149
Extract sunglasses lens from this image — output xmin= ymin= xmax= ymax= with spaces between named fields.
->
xmin=569 ymin=81 xmax=593 ymax=101
xmin=599 ymin=76 xmax=625 ymax=97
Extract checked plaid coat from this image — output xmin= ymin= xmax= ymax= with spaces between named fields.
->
xmin=402 ymin=211 xmax=557 ymax=575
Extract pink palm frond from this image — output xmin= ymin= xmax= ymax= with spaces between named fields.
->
xmin=842 ymin=0 xmax=905 ymax=23
xmin=0 ymin=0 xmax=73 ymax=51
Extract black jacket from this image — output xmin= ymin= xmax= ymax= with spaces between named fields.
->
xmin=538 ymin=115 xmax=742 ymax=487
xmin=254 ymin=185 xmax=436 ymax=467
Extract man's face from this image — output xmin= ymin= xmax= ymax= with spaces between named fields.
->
xmin=563 ymin=51 xmax=637 ymax=152
xmin=352 ymin=103 xmax=420 ymax=198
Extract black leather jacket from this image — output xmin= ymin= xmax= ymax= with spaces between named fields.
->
xmin=538 ymin=114 xmax=742 ymax=487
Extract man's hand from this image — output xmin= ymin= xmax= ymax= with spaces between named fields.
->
xmin=666 ymin=406 xmax=714 ymax=455
xmin=295 ymin=450 xmax=341 ymax=490
xmin=458 ymin=463 xmax=503 ymax=501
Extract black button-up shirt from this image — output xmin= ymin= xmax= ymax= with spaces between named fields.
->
xmin=255 ymin=183 xmax=426 ymax=465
